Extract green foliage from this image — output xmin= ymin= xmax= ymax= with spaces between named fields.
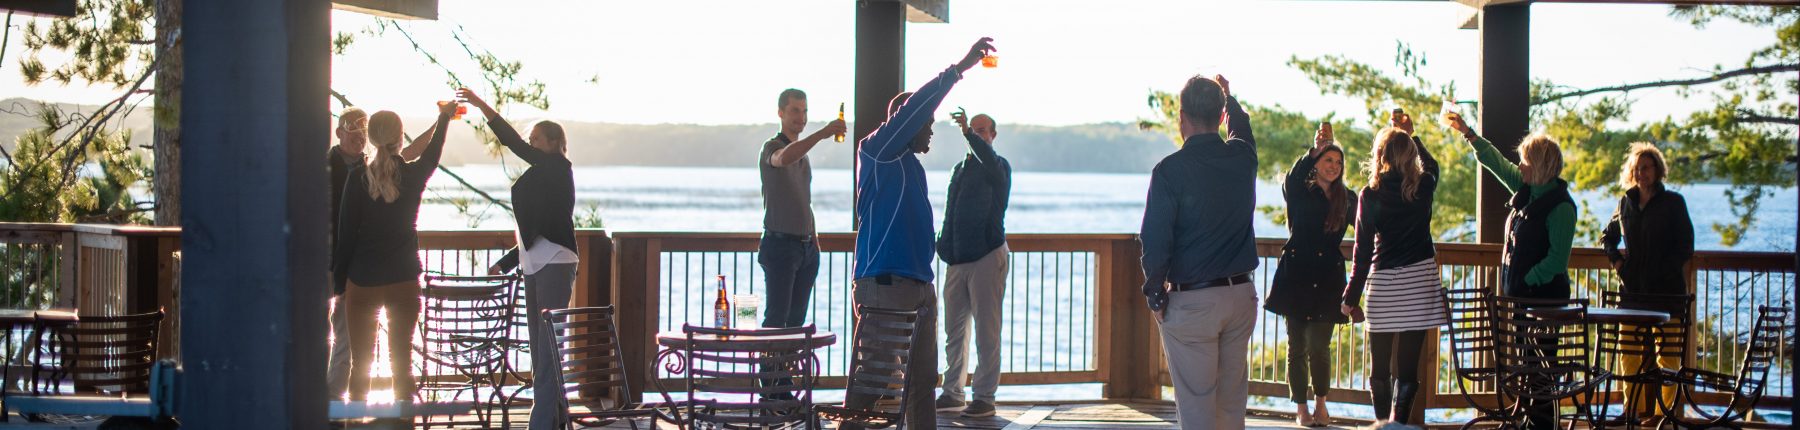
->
xmin=18 ymin=0 xmax=154 ymax=87
xmin=0 ymin=105 xmax=152 ymax=223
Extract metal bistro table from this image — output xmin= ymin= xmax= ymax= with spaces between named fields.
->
xmin=655 ymin=328 xmax=839 ymax=425
xmin=0 ymin=309 xmax=77 ymax=422
xmin=1524 ymin=306 xmax=1671 ymax=429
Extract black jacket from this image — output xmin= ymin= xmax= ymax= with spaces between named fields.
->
xmin=327 ymin=145 xmax=364 ymax=294
xmin=1342 ymin=136 xmax=1439 ymax=306
xmin=1267 ymin=152 xmax=1356 ymax=322
xmin=1602 ymin=184 xmax=1694 ymax=296
xmin=488 ymin=117 xmax=578 ymax=273
xmin=936 ymin=130 xmax=1011 ymax=265
xmin=332 ymin=112 xmax=450 ymax=291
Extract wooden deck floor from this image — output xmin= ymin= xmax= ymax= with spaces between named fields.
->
xmin=576 ymin=402 xmax=1351 ymax=430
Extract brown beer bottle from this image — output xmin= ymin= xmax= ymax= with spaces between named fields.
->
xmin=835 ymin=103 xmax=846 ymax=143
xmin=713 ymin=275 xmax=731 ymax=330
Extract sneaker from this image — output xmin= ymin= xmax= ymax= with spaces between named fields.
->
xmin=934 ymin=395 xmax=967 ymax=412
xmin=961 ymin=400 xmax=997 ymax=418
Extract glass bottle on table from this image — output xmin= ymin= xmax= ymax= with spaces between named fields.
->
xmin=713 ymin=275 xmax=731 ymax=331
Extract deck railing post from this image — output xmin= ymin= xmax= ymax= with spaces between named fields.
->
xmin=1101 ymin=236 xmax=1157 ymax=400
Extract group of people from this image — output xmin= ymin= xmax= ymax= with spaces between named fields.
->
xmin=316 ymin=35 xmax=1699 ymax=430
xmin=326 ymin=89 xmax=578 ymax=428
xmin=761 ymin=37 xmax=1013 ymax=428
xmin=1151 ymin=71 xmax=1693 ymax=429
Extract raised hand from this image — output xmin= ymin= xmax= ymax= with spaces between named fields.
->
xmin=455 ymin=88 xmax=493 ymax=115
xmin=437 ymin=99 xmax=462 ymax=117
xmin=1391 ymin=110 xmax=1414 ymax=135
xmin=955 ymin=37 xmax=998 ymax=73
xmin=951 ymin=107 xmax=971 ymax=133
xmin=819 ymin=119 xmax=848 ymax=141
xmin=1312 ymin=122 xmax=1333 ymax=156
xmin=1215 ymin=75 xmax=1231 ymax=99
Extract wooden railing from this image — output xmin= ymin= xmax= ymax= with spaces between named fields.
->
xmin=0 ymin=224 xmax=1788 ymax=421
xmin=610 ymin=231 xmax=1795 ymax=421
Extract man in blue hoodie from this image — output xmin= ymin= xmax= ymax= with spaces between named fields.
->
xmin=847 ymin=37 xmax=995 ymax=430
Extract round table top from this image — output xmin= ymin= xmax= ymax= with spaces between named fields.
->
xmin=656 ymin=329 xmax=837 ymax=351
xmin=0 ymin=309 xmax=78 ymax=324
xmin=1524 ymin=306 xmax=1670 ymax=325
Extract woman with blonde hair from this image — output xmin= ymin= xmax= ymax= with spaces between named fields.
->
xmin=1267 ymin=122 xmax=1357 ymax=427
xmin=332 ymin=100 xmax=457 ymax=406
xmin=1602 ymin=142 xmax=1693 ymax=419
xmin=1339 ymin=110 xmax=1445 ymax=426
xmin=1444 ymin=114 xmax=1576 ymax=430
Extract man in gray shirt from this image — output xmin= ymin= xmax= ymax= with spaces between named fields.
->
xmin=760 ymin=89 xmax=846 ymax=330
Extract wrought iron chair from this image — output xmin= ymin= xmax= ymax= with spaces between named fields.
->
xmin=19 ymin=310 xmax=163 ymax=423
xmin=813 ymin=305 xmax=925 ymax=430
xmin=414 ymin=274 xmax=518 ymax=429
xmin=1492 ymin=296 xmax=1608 ymax=430
xmin=674 ymin=324 xmax=818 ymax=430
xmin=1590 ymin=291 xmax=1693 ymax=427
xmin=1660 ymin=305 xmax=1789 ymax=430
xmin=1445 ymin=286 xmax=1516 ymax=430
xmin=543 ymin=306 xmax=678 ymax=430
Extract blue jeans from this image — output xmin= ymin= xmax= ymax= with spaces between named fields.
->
xmin=758 ymin=234 xmax=819 ymax=329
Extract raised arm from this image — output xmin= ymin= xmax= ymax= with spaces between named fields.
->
xmin=859 ymin=38 xmax=994 ymax=162
xmin=771 ymin=120 xmax=847 ymax=168
xmin=457 ymin=88 xmax=557 ymax=166
xmin=1465 ymin=134 xmax=1522 ymax=194
xmin=410 ymin=103 xmax=454 ymax=179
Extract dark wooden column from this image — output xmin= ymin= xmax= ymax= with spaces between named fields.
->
xmin=1477 ymin=4 xmax=1530 ymax=244
xmin=179 ymin=0 xmax=330 ymax=426
xmin=851 ymin=0 xmax=906 ymax=229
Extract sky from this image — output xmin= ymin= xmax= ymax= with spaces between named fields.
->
xmin=0 ymin=0 xmax=1778 ymax=128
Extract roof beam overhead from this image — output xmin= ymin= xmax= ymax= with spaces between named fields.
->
xmin=0 ymin=0 xmax=77 ymax=17
xmin=332 ymin=0 xmax=438 ymax=20
xmin=903 ymin=0 xmax=949 ymax=23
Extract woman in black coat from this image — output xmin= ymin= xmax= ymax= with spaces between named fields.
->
xmin=458 ymin=88 xmax=581 ymax=429
xmin=1265 ymin=123 xmax=1356 ymax=428
xmin=1601 ymin=142 xmax=1694 ymax=418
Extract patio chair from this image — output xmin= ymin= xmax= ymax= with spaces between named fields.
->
xmin=676 ymin=324 xmax=818 ymax=430
xmin=1492 ymin=296 xmax=1607 ymax=430
xmin=1590 ymin=291 xmax=1693 ymax=427
xmin=813 ymin=305 xmax=925 ymax=430
xmin=544 ymin=306 xmax=677 ymax=430
xmin=1661 ymin=305 xmax=1789 ymax=430
xmin=415 ymin=274 xmax=517 ymax=429
xmin=1445 ymin=286 xmax=1516 ymax=430
xmin=15 ymin=310 xmax=164 ymax=423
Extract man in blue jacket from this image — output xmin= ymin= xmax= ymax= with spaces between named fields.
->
xmin=848 ymin=37 xmax=995 ymax=430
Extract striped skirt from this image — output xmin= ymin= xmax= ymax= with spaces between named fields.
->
xmin=1365 ymin=258 xmax=1448 ymax=333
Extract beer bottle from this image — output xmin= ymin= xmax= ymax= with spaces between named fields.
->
xmin=835 ymin=103 xmax=846 ymax=143
xmin=713 ymin=275 xmax=731 ymax=329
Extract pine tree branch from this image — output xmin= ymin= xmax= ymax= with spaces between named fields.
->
xmin=1734 ymin=110 xmax=1800 ymax=126
xmin=1536 ymin=63 xmax=1800 ymax=104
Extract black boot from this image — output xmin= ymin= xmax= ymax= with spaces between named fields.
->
xmin=1392 ymin=381 xmax=1421 ymax=424
xmin=1370 ymin=379 xmax=1394 ymax=421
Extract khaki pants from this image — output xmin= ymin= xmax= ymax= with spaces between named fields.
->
xmin=847 ymin=276 xmax=938 ymax=430
xmin=344 ymin=279 xmax=421 ymax=402
xmin=1619 ymin=323 xmax=1682 ymax=416
xmin=1159 ymin=282 xmax=1257 ymax=430
xmin=941 ymin=244 xmax=1008 ymax=403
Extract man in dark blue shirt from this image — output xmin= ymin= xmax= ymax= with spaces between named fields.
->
xmin=934 ymin=111 xmax=1011 ymax=418
xmin=848 ymin=37 xmax=994 ymax=430
xmin=1139 ymin=74 xmax=1259 ymax=430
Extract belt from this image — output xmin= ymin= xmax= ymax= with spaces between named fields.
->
xmin=1170 ymin=273 xmax=1252 ymax=292
xmin=764 ymin=230 xmax=814 ymax=243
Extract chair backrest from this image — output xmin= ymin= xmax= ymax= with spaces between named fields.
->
xmin=1599 ymin=291 xmax=1694 ymax=365
xmin=41 ymin=310 xmax=163 ymax=395
xmin=418 ymin=274 xmax=516 ymax=371
xmin=840 ymin=305 xmax=924 ymax=423
xmin=1446 ymin=287 xmax=1498 ymax=376
xmin=1492 ymin=296 xmax=1594 ymax=397
xmin=680 ymin=324 xmax=818 ymax=428
xmin=544 ymin=306 xmax=631 ymax=411
xmin=1732 ymin=305 xmax=1790 ymax=398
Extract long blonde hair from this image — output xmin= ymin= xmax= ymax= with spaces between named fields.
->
xmin=363 ymin=110 xmax=404 ymax=203
xmin=1619 ymin=142 xmax=1666 ymax=190
xmin=1367 ymin=127 xmax=1422 ymax=202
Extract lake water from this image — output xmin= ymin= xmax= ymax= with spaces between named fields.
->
xmin=418 ymin=165 xmax=1797 ymax=252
